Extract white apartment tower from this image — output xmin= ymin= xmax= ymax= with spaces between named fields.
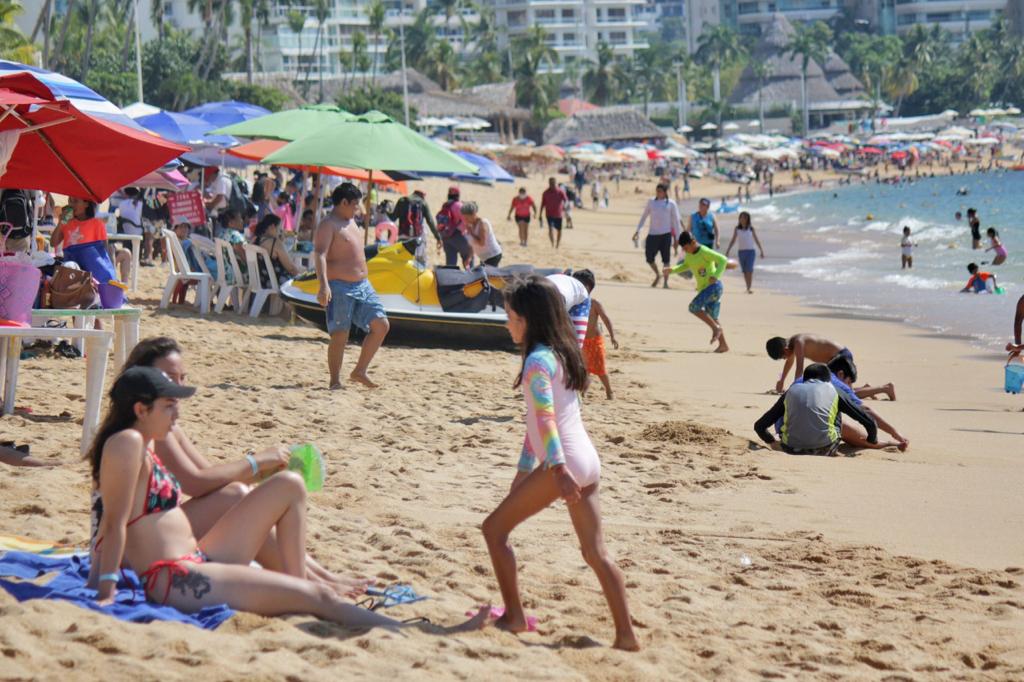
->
xmin=487 ymin=0 xmax=651 ymax=72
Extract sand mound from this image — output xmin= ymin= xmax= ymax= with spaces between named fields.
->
xmin=640 ymin=420 xmax=733 ymax=446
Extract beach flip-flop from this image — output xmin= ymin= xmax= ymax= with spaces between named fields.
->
xmin=358 ymin=584 xmax=427 ymax=610
xmin=468 ymin=606 xmax=539 ymax=632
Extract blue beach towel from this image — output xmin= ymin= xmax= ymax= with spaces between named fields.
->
xmin=0 ymin=551 xmax=233 ymax=629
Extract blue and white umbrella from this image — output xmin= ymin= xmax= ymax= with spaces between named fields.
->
xmin=0 ymin=60 xmax=141 ymax=129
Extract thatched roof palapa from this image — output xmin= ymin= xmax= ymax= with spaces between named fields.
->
xmin=821 ymin=51 xmax=865 ymax=98
xmin=543 ymin=106 xmax=665 ymax=146
xmin=729 ymin=14 xmax=857 ymax=108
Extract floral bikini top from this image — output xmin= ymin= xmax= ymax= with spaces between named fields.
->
xmin=90 ymin=447 xmax=182 ymax=550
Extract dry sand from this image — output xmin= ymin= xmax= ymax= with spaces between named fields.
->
xmin=1 ymin=174 xmax=1023 ymax=680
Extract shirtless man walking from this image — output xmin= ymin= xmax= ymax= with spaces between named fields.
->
xmin=314 ymin=183 xmax=390 ymax=389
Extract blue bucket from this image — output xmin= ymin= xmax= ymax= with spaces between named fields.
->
xmin=1005 ymin=363 xmax=1024 ymax=394
xmin=63 ymin=240 xmax=124 ymax=309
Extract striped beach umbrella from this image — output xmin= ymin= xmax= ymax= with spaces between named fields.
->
xmin=0 ymin=60 xmax=140 ymax=129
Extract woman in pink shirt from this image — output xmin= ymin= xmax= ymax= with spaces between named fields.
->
xmin=506 ymin=187 xmax=536 ymax=247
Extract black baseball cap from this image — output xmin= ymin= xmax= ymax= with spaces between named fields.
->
xmin=111 ymin=366 xmax=196 ymax=404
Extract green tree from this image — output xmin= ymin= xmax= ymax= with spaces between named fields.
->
xmin=228 ymin=83 xmax=288 ymax=111
xmin=582 ymin=41 xmax=616 ymax=106
xmin=784 ymin=20 xmax=832 ymax=134
xmin=695 ymin=24 xmax=745 ymax=112
xmin=0 ymin=0 xmax=34 ymax=62
xmin=337 ymin=86 xmax=416 ymax=121
xmin=286 ymin=8 xmax=306 ymax=82
xmin=301 ymin=0 xmax=330 ymax=101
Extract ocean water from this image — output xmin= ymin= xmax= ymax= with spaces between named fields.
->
xmin=748 ymin=171 xmax=1024 ymax=349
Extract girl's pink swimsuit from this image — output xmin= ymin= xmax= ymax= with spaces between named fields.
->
xmin=517 ymin=345 xmax=601 ymax=487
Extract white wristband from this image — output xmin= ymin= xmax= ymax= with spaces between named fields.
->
xmin=245 ymin=453 xmax=258 ymax=477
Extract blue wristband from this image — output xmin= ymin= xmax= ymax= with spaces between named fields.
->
xmin=245 ymin=452 xmax=259 ymax=477
xmin=98 ymin=572 xmax=119 ymax=584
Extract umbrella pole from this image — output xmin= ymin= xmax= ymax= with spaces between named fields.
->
xmin=312 ymin=167 xmax=323 ymax=224
xmin=363 ymin=169 xmax=374 ymax=245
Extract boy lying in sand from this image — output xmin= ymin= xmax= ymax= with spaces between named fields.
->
xmin=766 ymin=333 xmax=895 ymax=400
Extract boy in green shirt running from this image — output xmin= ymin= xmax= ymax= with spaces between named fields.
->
xmin=664 ymin=231 xmax=729 ymax=353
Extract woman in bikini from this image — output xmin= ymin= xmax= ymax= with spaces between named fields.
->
xmin=115 ymin=336 xmax=370 ymax=597
xmin=481 ymin=276 xmax=639 ymax=651
xmin=89 ymin=366 xmax=488 ymax=631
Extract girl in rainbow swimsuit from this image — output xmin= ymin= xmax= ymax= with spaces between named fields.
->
xmin=480 ymin=275 xmax=639 ymax=651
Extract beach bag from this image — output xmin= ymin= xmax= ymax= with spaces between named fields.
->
xmin=49 ymin=264 xmax=97 ymax=309
xmin=63 ymin=241 xmax=124 ymax=309
xmin=407 ymin=199 xmax=425 ymax=237
xmin=0 ymin=254 xmax=41 ymax=326
xmin=0 ymin=190 xmax=34 ymax=241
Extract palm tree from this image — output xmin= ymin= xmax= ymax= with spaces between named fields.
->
xmin=695 ymin=24 xmax=744 ymax=113
xmin=286 ymin=8 xmax=307 ymax=83
xmin=299 ymin=0 xmax=329 ymax=100
xmin=426 ymin=39 xmax=459 ymax=90
xmin=77 ymin=0 xmax=104 ymax=80
xmin=237 ymin=0 xmax=254 ymax=84
xmin=582 ymin=41 xmax=616 ymax=106
xmin=404 ymin=8 xmax=436 ymax=73
xmin=150 ymin=0 xmax=166 ymax=41
xmin=749 ymin=60 xmax=771 ymax=133
xmin=367 ymin=0 xmax=385 ymax=86
xmin=784 ymin=20 xmax=832 ymax=135
xmin=512 ymin=25 xmax=556 ymax=121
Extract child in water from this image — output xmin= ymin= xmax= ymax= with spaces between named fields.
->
xmin=900 ymin=226 xmax=916 ymax=269
xmin=961 ymin=263 xmax=999 ymax=293
xmin=987 ymin=228 xmax=1007 ymax=265
xmin=481 ymin=275 xmax=639 ymax=651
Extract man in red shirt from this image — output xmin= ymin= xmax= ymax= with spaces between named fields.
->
xmin=539 ymin=177 xmax=569 ymax=249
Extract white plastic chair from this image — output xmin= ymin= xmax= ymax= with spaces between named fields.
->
xmin=242 ymin=243 xmax=282 ymax=317
xmin=213 ymin=238 xmax=248 ymax=314
xmin=159 ymin=228 xmax=211 ymax=315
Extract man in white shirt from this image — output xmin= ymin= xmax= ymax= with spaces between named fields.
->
xmin=633 ymin=183 xmax=682 ymax=288
xmin=205 ymin=168 xmax=232 ymax=217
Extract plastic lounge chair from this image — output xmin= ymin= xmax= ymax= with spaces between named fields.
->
xmin=242 ymin=244 xmax=282 ymax=318
xmin=159 ymin=229 xmax=211 ymax=315
xmin=213 ymin=238 xmax=248 ymax=314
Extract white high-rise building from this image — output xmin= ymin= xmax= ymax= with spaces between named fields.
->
xmin=487 ymin=0 xmax=650 ymax=72
xmin=893 ymin=0 xmax=1005 ymax=38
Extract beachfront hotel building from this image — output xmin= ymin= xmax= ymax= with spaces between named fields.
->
xmin=715 ymin=0 xmax=1008 ymax=40
xmin=485 ymin=0 xmax=652 ymax=73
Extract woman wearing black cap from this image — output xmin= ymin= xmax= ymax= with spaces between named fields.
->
xmin=87 ymin=366 xmax=486 ymax=631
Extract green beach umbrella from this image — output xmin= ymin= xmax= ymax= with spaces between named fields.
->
xmin=208 ymin=104 xmax=356 ymax=141
xmin=262 ymin=110 xmax=479 ymax=174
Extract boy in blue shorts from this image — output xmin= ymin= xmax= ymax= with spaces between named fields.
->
xmin=664 ymin=231 xmax=729 ymax=353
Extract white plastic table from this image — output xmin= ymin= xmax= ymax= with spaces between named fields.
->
xmin=31 ymin=308 xmax=141 ymax=370
xmin=0 ymin=326 xmax=113 ymax=454
xmin=107 ymin=234 xmax=143 ymax=291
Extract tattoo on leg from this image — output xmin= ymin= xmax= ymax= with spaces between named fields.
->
xmin=171 ymin=569 xmax=212 ymax=600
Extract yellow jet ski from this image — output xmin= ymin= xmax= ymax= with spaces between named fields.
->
xmin=281 ymin=238 xmax=559 ymax=350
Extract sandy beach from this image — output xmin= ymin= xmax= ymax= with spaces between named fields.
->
xmin=2 ymin=173 xmax=1023 ymax=680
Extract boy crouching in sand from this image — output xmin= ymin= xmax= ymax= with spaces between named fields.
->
xmin=766 ymin=333 xmax=895 ymax=401
xmin=571 ymin=270 xmax=619 ymax=399
xmin=314 ymin=183 xmax=390 ymax=389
